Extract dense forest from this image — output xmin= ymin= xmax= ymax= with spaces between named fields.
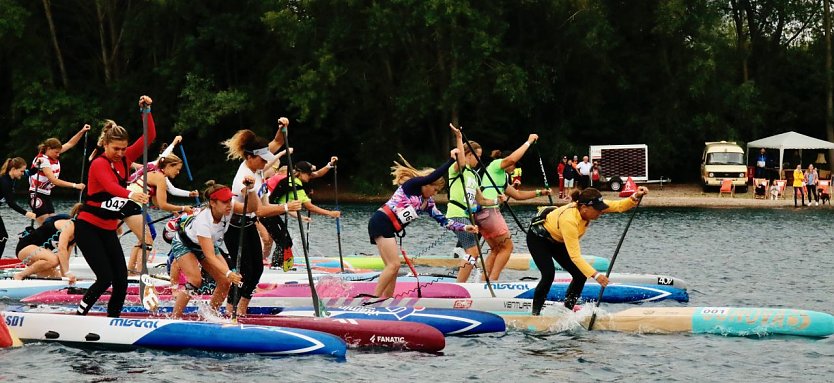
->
xmin=1 ymin=0 xmax=832 ymax=193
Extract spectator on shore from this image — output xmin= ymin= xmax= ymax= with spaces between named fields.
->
xmin=806 ymin=164 xmax=819 ymax=206
xmin=576 ymin=156 xmax=592 ymax=190
xmin=563 ymin=159 xmax=577 ymax=200
xmin=755 ymin=148 xmax=768 ymax=179
xmin=793 ymin=164 xmax=806 ymax=207
xmin=557 ymin=156 xmax=567 ymax=199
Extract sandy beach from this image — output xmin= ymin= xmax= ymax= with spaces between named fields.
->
xmin=313 ymin=183 xmax=829 ymax=209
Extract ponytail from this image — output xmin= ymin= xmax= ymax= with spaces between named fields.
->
xmin=390 ymin=154 xmax=445 ymax=189
xmin=0 ymin=157 xmax=26 ymax=176
xmin=38 ymin=138 xmax=62 ymax=154
xmin=158 ymin=153 xmax=183 ymax=169
xmin=221 ymin=129 xmax=256 ymax=161
xmin=70 ymin=202 xmax=83 ymax=217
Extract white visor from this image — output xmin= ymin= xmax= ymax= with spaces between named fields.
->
xmin=252 ymin=147 xmax=275 ymax=163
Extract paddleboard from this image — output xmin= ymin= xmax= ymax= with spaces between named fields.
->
xmin=2 ymin=311 xmax=347 ymax=356
xmin=502 ymin=306 xmax=834 ymax=337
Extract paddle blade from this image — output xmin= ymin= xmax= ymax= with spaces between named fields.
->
xmin=142 ymin=284 xmax=159 ymax=312
xmin=282 ymin=248 xmax=294 ymax=272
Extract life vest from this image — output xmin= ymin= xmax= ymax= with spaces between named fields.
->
xmin=81 ymin=156 xmax=130 ymax=220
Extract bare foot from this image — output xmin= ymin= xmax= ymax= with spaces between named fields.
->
xmin=13 ymin=272 xmax=24 ymax=281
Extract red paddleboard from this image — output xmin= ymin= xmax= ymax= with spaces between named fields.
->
xmin=83 ymin=312 xmax=444 ymax=352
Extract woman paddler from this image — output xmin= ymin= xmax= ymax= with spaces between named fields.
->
xmin=476 ymin=135 xmax=552 ymax=281
xmin=0 ymin=157 xmax=37 ymax=257
xmin=75 ymin=96 xmax=154 ymax=317
xmin=445 ymin=139 xmax=502 ymax=283
xmin=526 ymin=186 xmax=648 ymax=315
xmin=221 ymin=119 xmax=301 ymax=317
xmin=13 ymin=204 xmax=81 ymax=281
xmin=369 ymin=124 xmax=478 ymax=298
xmin=122 ymin=152 xmax=193 ymax=276
xmin=29 ymin=125 xmax=90 ymax=224
xmin=170 ymin=181 xmax=247 ymax=318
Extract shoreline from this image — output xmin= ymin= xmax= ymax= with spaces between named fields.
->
xmin=307 ymin=183 xmax=829 ymax=209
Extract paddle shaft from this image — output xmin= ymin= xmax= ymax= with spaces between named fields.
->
xmin=231 ymin=188 xmax=250 ymax=321
xmin=281 ymin=124 xmax=321 ymax=317
xmin=178 ymin=144 xmax=200 ymax=205
xmin=533 ymin=143 xmax=554 ymax=205
xmin=139 ymin=108 xmax=153 ymax=310
xmin=334 ymin=164 xmax=344 ymax=273
xmin=78 ymin=131 xmax=88 ymax=203
xmin=588 ymin=196 xmax=642 ymax=330
xmin=459 ymin=130 xmax=526 ymax=233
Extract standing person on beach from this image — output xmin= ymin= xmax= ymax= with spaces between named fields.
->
xmin=527 ymin=187 xmax=648 ymax=315
xmin=755 ymin=148 xmax=769 ymax=179
xmin=0 ymin=157 xmax=37 ymax=257
xmin=576 ymin=156 xmax=592 ymax=190
xmin=170 ymin=181 xmax=247 ymax=318
xmin=477 ymin=135 xmax=552 ymax=281
xmin=221 ymin=120 xmax=292 ymax=316
xmin=29 ymin=125 xmax=90 ymax=224
xmin=793 ymin=164 xmax=806 ymax=207
xmin=562 ymin=159 xmax=577 ymax=200
xmin=805 ymin=164 xmax=819 ymax=206
xmin=369 ymin=124 xmax=477 ymax=298
xmin=75 ymin=96 xmax=154 ymax=317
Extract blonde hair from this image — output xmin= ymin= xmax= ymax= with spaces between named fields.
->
xmin=158 ymin=153 xmax=183 ymax=169
xmin=0 ymin=157 xmax=26 ymax=176
xmin=221 ymin=129 xmax=269 ymax=161
xmin=89 ymin=120 xmax=129 ymax=160
xmin=390 ymin=154 xmax=445 ymax=189
xmin=38 ymin=138 xmax=62 ymax=153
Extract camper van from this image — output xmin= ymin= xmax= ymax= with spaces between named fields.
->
xmin=701 ymin=141 xmax=747 ymax=192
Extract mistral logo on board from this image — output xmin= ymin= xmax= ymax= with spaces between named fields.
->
xmin=109 ymin=318 xmax=159 ymax=329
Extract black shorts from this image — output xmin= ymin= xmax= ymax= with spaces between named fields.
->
xmin=120 ymin=200 xmax=143 ymax=218
xmin=15 ymin=234 xmax=38 ymax=255
xmin=368 ymin=210 xmax=397 ymax=244
xmin=30 ymin=192 xmax=55 ymax=217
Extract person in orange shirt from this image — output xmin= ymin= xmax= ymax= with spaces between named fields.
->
xmin=526 ymin=186 xmax=648 ymax=315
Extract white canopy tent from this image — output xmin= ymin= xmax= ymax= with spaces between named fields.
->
xmin=746 ymin=131 xmax=834 ymax=178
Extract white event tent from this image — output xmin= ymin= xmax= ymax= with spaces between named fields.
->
xmin=746 ymin=131 xmax=834 ymax=178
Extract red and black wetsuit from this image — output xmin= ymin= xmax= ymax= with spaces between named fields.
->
xmin=76 ymin=111 xmax=155 ymax=318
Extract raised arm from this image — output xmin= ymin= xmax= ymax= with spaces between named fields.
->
xmin=268 ymin=117 xmax=289 ymax=153
xmin=311 ymin=156 xmax=338 ymax=179
xmin=500 ymin=134 xmax=538 ymax=170
xmin=61 ymin=124 xmax=91 ymax=153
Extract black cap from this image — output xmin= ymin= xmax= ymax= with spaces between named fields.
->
xmin=294 ymin=161 xmax=315 ymax=174
xmin=578 ymin=195 xmax=609 ymax=211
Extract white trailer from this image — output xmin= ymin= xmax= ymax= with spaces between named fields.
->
xmin=589 ymin=144 xmax=669 ymax=191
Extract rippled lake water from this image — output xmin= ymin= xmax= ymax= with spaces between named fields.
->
xmin=1 ymin=200 xmax=832 ymax=382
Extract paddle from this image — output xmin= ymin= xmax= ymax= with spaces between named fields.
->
xmin=397 ymin=234 xmax=422 ymax=298
xmin=280 ymin=120 xmax=322 ymax=317
xmin=178 ymin=144 xmax=201 ymax=205
xmin=119 ymin=212 xmax=174 ymax=238
xmin=459 ymin=129 xmax=527 ymax=233
xmin=139 ymin=104 xmax=159 ymax=312
xmin=454 ymin=125 xmax=496 ymax=298
xmin=333 ymin=161 xmax=345 ymax=273
xmin=230 ymin=181 xmax=251 ymax=321
xmin=587 ymin=195 xmax=643 ymax=330
xmin=533 ymin=142 xmax=554 ymax=205
xmin=78 ymin=129 xmax=89 ymax=203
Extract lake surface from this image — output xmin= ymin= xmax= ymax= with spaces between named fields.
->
xmin=1 ymin=200 xmax=832 ymax=382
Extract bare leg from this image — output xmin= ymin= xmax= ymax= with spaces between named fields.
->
xmin=373 ymin=237 xmax=401 ymax=298
xmin=485 ymin=234 xmax=514 ymax=281
xmin=124 ymin=215 xmax=153 ymax=275
xmin=201 ymin=255 xmax=233 ymax=312
xmin=455 ymin=245 xmax=480 ymax=283
xmin=172 ymin=254 xmax=201 ymax=319
xmin=255 ymin=222 xmax=272 ymax=264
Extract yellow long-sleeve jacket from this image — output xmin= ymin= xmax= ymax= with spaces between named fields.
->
xmin=541 ymin=197 xmax=638 ymax=278
xmin=793 ymin=169 xmax=805 ymax=188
